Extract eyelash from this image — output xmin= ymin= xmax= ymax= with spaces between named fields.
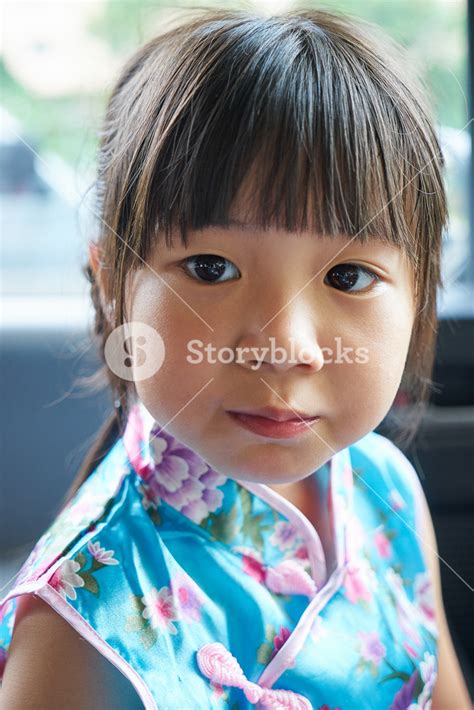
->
xmin=178 ymin=254 xmax=381 ymax=293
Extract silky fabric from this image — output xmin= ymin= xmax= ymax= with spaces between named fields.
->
xmin=0 ymin=401 xmax=438 ymax=709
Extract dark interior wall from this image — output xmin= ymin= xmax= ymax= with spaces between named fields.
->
xmin=0 ymin=327 xmax=111 ymax=548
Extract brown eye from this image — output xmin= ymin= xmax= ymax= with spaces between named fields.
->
xmin=180 ymin=254 xmax=240 ymax=283
xmin=324 ymin=264 xmax=380 ymax=293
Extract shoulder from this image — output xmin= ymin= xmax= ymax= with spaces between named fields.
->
xmin=348 ymin=429 xmax=416 ymax=479
xmin=0 ymin=436 xmax=140 ymax=684
xmin=348 ymin=432 xmax=472 ymax=707
xmin=0 ymin=593 xmax=143 ymax=709
xmin=2 ymin=437 xmax=132 ymax=593
xmin=350 ymin=430 xmax=433 ymax=575
xmin=347 ymin=430 xmax=424 ymax=520
xmin=346 ymin=431 xmax=435 ymax=594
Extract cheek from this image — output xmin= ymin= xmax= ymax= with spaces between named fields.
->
xmin=130 ymin=285 xmax=226 ymax=427
xmin=325 ymin=292 xmax=414 ymax=441
xmin=333 ymin=285 xmax=414 ymax=370
xmin=364 ymin=289 xmax=414 ymax=375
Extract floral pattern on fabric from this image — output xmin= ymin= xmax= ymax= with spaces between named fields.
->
xmin=48 ymin=539 xmax=120 ymax=600
xmin=256 ymin=624 xmax=296 ymax=668
xmin=123 ymin=569 xmax=208 ymax=650
xmin=141 ymin=425 xmax=227 ymax=525
xmin=389 ymin=651 xmax=437 ymax=710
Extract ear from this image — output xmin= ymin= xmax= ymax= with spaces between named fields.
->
xmin=88 ymin=241 xmax=113 ymax=322
xmin=88 ymin=241 xmax=103 ymax=276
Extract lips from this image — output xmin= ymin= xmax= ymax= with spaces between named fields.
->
xmin=227 ymin=406 xmax=318 ymax=422
xmin=227 ymin=411 xmax=320 ymax=439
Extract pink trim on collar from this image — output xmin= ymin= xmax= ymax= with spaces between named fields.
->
xmin=122 ymin=401 xmax=156 ymax=478
xmin=253 ymin=446 xmax=352 ymax=689
xmin=237 ymin=479 xmax=328 ymax=589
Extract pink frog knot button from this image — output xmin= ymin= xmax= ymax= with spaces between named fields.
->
xmin=264 ymin=559 xmax=318 ymax=599
xmin=196 ymin=642 xmax=313 ymax=709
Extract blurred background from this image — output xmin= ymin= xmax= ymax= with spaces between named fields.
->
xmin=0 ymin=0 xmax=473 ymax=697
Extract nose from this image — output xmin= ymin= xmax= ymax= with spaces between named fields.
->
xmin=235 ymin=299 xmax=325 ymax=373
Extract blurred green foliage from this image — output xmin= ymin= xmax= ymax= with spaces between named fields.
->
xmin=1 ymin=0 xmax=469 ymax=168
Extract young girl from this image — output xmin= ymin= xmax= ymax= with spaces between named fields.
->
xmin=0 ymin=7 xmax=471 ymax=709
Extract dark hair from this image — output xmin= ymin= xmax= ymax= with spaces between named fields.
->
xmin=64 ymin=5 xmax=448 ymax=506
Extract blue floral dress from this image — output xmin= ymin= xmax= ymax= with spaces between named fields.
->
xmin=0 ymin=401 xmax=438 ymax=709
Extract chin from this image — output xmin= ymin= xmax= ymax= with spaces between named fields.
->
xmin=216 ymin=446 xmax=328 ymax=483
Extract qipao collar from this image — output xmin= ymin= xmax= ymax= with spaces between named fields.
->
xmin=122 ymin=400 xmax=353 ymax=596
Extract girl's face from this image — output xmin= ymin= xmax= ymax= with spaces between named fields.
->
xmin=124 ymin=221 xmax=415 ymax=484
